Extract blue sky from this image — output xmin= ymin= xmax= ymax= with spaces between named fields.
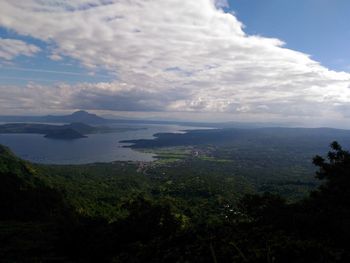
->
xmin=1 ymin=0 xmax=349 ymax=86
xmin=0 ymin=0 xmax=350 ymax=127
xmin=229 ymin=0 xmax=350 ymax=72
xmin=0 ymin=27 xmax=115 ymax=85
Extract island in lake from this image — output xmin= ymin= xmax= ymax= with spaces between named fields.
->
xmin=44 ymin=128 xmax=87 ymax=139
xmin=0 ymin=122 xmax=146 ymax=140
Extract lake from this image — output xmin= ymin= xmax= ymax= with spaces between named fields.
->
xmin=0 ymin=123 xmax=206 ymax=164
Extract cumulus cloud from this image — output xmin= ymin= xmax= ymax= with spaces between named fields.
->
xmin=0 ymin=0 xmax=350 ymax=123
xmin=0 ymin=38 xmax=40 ymax=60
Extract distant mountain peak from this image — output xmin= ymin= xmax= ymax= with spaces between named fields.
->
xmin=41 ymin=110 xmax=107 ymax=124
xmin=71 ymin=110 xmax=94 ymax=116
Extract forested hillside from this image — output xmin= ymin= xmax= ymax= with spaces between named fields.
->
xmin=1 ymin=143 xmax=350 ymax=262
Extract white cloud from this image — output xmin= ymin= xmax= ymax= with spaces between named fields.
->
xmin=0 ymin=81 xmax=187 ymax=112
xmin=0 ymin=38 xmax=40 ymax=60
xmin=0 ymin=0 xmax=350 ymax=124
xmin=48 ymin=53 xmax=63 ymax=61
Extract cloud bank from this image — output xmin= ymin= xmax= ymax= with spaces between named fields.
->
xmin=0 ymin=0 xmax=350 ymax=124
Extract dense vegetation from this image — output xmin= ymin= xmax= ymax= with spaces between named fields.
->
xmin=1 ymin=140 xmax=350 ymax=262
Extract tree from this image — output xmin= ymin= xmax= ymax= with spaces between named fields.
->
xmin=312 ymin=141 xmax=350 ymax=202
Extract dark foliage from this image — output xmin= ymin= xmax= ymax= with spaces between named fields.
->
xmin=1 ymin=142 xmax=350 ymax=262
xmin=0 ymin=145 xmax=71 ymax=221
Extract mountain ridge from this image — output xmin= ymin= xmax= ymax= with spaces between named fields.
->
xmin=0 ymin=110 xmax=106 ymax=125
xmin=0 ymin=110 xmax=301 ymax=129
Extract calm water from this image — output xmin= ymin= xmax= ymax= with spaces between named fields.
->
xmin=0 ymin=123 xmax=205 ymax=164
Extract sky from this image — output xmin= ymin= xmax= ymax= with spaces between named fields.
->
xmin=0 ymin=0 xmax=350 ymax=127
